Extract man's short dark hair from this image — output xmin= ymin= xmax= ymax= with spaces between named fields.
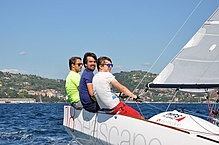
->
xmin=83 ymin=52 xmax=97 ymax=68
xmin=97 ymin=56 xmax=112 ymax=70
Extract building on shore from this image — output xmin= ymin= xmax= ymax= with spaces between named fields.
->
xmin=0 ymin=98 xmax=36 ymax=104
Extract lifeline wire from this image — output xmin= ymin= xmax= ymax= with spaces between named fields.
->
xmin=132 ymin=0 xmax=203 ymax=94
xmin=165 ymin=89 xmax=179 ymax=112
xmin=125 ymin=0 xmax=203 ymax=117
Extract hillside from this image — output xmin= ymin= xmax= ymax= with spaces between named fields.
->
xmin=113 ymin=71 xmax=215 ymax=103
xmin=113 ymin=70 xmax=156 ymax=92
xmin=0 ymin=71 xmax=66 ymax=102
xmin=0 ymin=70 xmax=215 ymax=103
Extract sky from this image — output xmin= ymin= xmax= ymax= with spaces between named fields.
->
xmin=1 ymin=0 xmax=219 ymax=80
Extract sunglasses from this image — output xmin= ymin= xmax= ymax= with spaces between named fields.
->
xmin=75 ymin=63 xmax=83 ymax=66
xmin=103 ymin=63 xmax=113 ymax=68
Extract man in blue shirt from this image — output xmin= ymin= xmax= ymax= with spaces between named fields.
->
xmin=79 ymin=52 xmax=100 ymax=113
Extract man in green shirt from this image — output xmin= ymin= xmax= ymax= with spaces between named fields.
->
xmin=65 ymin=56 xmax=83 ymax=109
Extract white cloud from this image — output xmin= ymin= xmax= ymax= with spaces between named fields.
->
xmin=112 ymin=65 xmax=130 ymax=73
xmin=1 ymin=69 xmax=27 ymax=74
xmin=114 ymin=65 xmax=128 ymax=70
xmin=19 ymin=51 xmax=26 ymax=55
xmin=141 ymin=62 xmax=151 ymax=66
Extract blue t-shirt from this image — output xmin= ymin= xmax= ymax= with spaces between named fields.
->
xmin=79 ymin=68 xmax=94 ymax=105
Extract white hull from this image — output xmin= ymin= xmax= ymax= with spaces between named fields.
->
xmin=63 ymin=106 xmax=219 ymax=145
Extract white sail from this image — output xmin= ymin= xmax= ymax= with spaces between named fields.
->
xmin=152 ymin=8 xmax=219 ymax=92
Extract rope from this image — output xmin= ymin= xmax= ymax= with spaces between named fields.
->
xmin=184 ymin=109 xmax=210 ymax=119
xmin=132 ymin=0 xmax=203 ymax=94
xmin=165 ymin=89 xmax=179 ymax=112
xmin=188 ymin=114 xmax=219 ymax=135
xmin=137 ymin=103 xmax=144 ymax=118
xmin=125 ymin=0 xmax=204 ymax=118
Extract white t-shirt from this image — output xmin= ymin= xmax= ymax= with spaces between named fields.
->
xmin=93 ymin=72 xmax=120 ymax=109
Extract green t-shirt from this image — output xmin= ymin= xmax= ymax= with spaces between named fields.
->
xmin=65 ymin=71 xmax=81 ymax=104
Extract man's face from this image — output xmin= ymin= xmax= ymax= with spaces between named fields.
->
xmin=100 ymin=60 xmax=113 ymax=72
xmin=85 ymin=56 xmax=96 ymax=71
xmin=71 ymin=59 xmax=83 ymax=73
xmin=74 ymin=59 xmax=83 ymax=73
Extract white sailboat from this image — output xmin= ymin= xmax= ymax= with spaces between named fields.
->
xmin=63 ymin=7 xmax=219 ymax=145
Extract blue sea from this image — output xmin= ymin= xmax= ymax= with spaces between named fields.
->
xmin=0 ymin=103 xmax=213 ymax=145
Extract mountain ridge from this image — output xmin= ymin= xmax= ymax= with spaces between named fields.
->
xmin=0 ymin=70 xmax=215 ymax=103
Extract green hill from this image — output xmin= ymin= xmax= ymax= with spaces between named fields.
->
xmin=0 ymin=72 xmax=66 ymax=102
xmin=113 ymin=70 xmax=156 ymax=92
xmin=0 ymin=70 xmax=214 ymax=103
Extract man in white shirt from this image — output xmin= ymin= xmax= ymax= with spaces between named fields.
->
xmin=93 ymin=56 xmax=144 ymax=119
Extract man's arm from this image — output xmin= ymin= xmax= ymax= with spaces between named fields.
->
xmin=111 ymin=78 xmax=137 ymax=99
xmin=87 ymin=83 xmax=96 ymax=101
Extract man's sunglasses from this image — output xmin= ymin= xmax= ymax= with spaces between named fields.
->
xmin=75 ymin=63 xmax=83 ymax=66
xmin=103 ymin=63 xmax=113 ymax=68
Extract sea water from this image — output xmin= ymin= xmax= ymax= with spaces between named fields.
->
xmin=0 ymin=103 xmax=211 ymax=145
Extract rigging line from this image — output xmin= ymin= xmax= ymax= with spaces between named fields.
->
xmin=166 ymin=89 xmax=179 ymax=112
xmin=188 ymin=114 xmax=219 ymax=135
xmin=137 ymin=103 xmax=144 ymax=118
xmin=131 ymin=0 xmax=203 ymax=94
xmin=184 ymin=109 xmax=210 ymax=119
xmin=178 ymin=127 xmax=219 ymax=136
xmin=126 ymin=0 xmax=203 ymax=117
xmin=125 ymin=1 xmax=204 ymax=118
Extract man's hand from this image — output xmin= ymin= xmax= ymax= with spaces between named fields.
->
xmin=133 ymin=96 xmax=144 ymax=103
xmin=91 ymin=96 xmax=97 ymax=101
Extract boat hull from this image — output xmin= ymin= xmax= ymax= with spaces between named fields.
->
xmin=63 ymin=106 xmax=219 ymax=145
